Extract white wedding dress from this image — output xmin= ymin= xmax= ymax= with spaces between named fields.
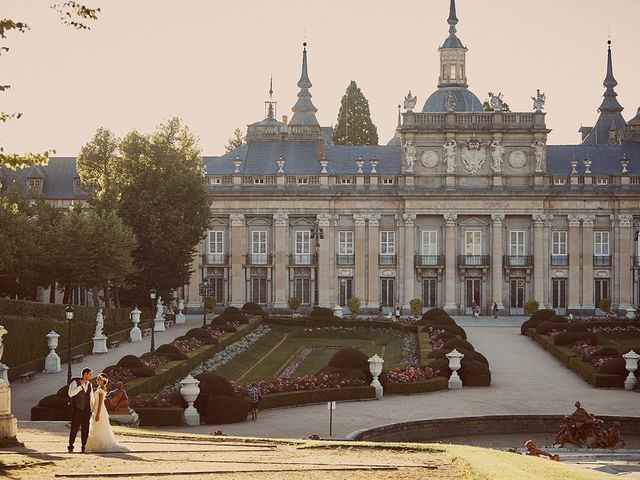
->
xmin=85 ymin=388 xmax=130 ymax=453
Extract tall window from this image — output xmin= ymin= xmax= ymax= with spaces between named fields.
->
xmin=208 ymin=231 xmax=224 ymax=264
xmin=380 ymin=231 xmax=396 ymax=255
xmin=594 ymin=232 xmax=610 ymax=256
xmin=552 ymin=231 xmax=567 ymax=255
xmin=509 ymin=231 xmax=526 ymax=256
xmin=251 ymin=231 xmax=267 ymax=264
xmin=450 ymin=64 xmax=456 ymax=80
xmin=339 ymin=231 xmax=354 ymax=255
xmin=465 ymin=231 xmax=482 ymax=256
xmin=421 ymin=231 xmax=438 ymax=255
xmin=294 ymin=231 xmax=311 ymax=264
xmin=294 ymin=277 xmax=310 ymax=304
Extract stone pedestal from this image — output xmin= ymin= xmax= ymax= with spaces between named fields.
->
xmin=0 ymin=382 xmax=17 ymax=440
xmin=109 ymin=410 xmax=139 ymax=427
xmin=333 ymin=305 xmax=344 ymax=318
xmin=130 ymin=326 xmax=142 ymax=342
xmin=175 ymin=312 xmax=185 ymax=324
xmin=0 ymin=364 xmax=8 ymax=386
xmin=448 ymin=371 xmax=463 ymax=390
xmin=92 ymin=334 xmax=108 ymax=354
xmin=154 ymin=317 xmax=166 ymax=332
xmin=44 ymin=351 xmax=61 ymax=374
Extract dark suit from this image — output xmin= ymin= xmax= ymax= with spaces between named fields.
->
xmin=68 ymin=378 xmax=93 ymax=451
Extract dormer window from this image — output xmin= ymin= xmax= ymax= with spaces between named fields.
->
xmin=553 ymin=177 xmax=566 ymax=186
xmin=340 ymin=177 xmax=352 ymax=185
xmin=595 ymin=177 xmax=609 ymax=186
xmin=254 ymin=178 xmax=265 ymax=185
xmin=382 ymin=178 xmax=394 ymax=185
xmin=209 ymin=177 xmax=222 ymax=185
xmin=73 ymin=177 xmax=82 ymax=189
xmin=297 ymin=177 xmax=309 ymax=185
xmin=28 ymin=178 xmax=42 ymax=189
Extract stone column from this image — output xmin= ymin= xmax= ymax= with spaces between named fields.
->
xmin=582 ymin=215 xmax=595 ymax=311
xmin=317 ymin=214 xmax=333 ymax=307
xmin=229 ymin=214 xmax=245 ymax=307
xmin=273 ymin=211 xmax=288 ymax=308
xmin=354 ymin=214 xmax=368 ymax=303
xmin=186 ymin=247 xmax=201 ymax=309
xmin=491 ymin=214 xmax=505 ymax=311
xmin=568 ymin=214 xmax=581 ymax=311
xmin=533 ymin=213 xmax=545 ymax=305
xmin=443 ymin=213 xmax=458 ymax=313
xmin=403 ymin=214 xmax=417 ymax=309
xmin=367 ymin=214 xmax=380 ymax=309
xmin=618 ymin=215 xmax=633 ymax=310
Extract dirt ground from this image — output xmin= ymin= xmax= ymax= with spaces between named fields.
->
xmin=3 ymin=424 xmax=463 ymax=480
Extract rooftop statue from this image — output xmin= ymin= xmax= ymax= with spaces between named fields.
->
xmin=488 ymin=92 xmax=505 ymax=112
xmin=532 ymin=89 xmax=546 ymax=112
xmin=404 ymin=90 xmax=417 ymax=112
xmin=446 ymin=91 xmax=457 ymax=112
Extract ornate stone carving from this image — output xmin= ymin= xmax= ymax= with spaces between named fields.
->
xmin=233 ymin=155 xmax=242 ymax=174
xmin=581 ymin=215 xmax=596 ymax=228
xmin=368 ymin=214 xmax=381 ymax=227
xmin=509 ymin=151 xmax=527 ymax=169
xmin=356 ymin=155 xmax=365 ymax=174
xmin=339 ymin=268 xmax=353 ymax=277
xmin=320 ymin=155 xmax=329 ymax=174
xmin=443 ymin=140 xmax=457 ymax=174
xmin=369 ymin=156 xmax=378 ymax=174
xmin=531 ymin=141 xmax=546 ymax=173
xmin=276 ymin=155 xmax=285 ymax=174
xmin=532 ymin=89 xmax=546 ymax=112
xmin=532 ymin=213 xmax=546 ymax=227
xmin=403 ymin=140 xmax=416 ymax=173
xmin=229 ymin=213 xmax=245 ymax=227
xmin=488 ymin=92 xmax=505 ymax=112
xmin=316 ymin=213 xmax=333 ymax=227
xmin=461 ymin=137 xmax=486 ymax=175
xmin=568 ymin=215 xmax=581 ymax=227
xmin=273 ymin=210 xmax=288 ymax=226
xmin=621 ymin=154 xmax=630 ymax=174
xmin=446 ymin=91 xmax=457 ymax=112
xmin=595 ymin=270 xmax=610 ymax=278
xmin=403 ymin=90 xmax=417 ymax=112
xmin=554 ymin=402 xmax=625 ymax=449
xmin=353 ymin=214 xmax=368 ymax=227
xmin=570 ymin=157 xmax=579 ymax=175
xmin=553 ymin=270 xmax=567 ymax=278
xmin=490 ymin=140 xmax=505 ymax=173
xmin=421 ymin=150 xmax=439 ymax=169
xmin=491 ymin=213 xmax=505 ymax=227
xmin=444 ymin=213 xmax=458 ymax=227
xmin=618 ymin=214 xmax=633 ymax=227
xmin=583 ymin=156 xmax=592 ymax=175
xmin=380 ymin=269 xmax=396 ymax=277
xmin=402 ymin=213 xmax=416 ymax=226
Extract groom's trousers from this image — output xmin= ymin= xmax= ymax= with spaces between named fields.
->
xmin=69 ymin=408 xmax=91 ymax=449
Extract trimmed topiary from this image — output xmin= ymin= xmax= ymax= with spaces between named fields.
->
xmin=565 ymin=322 xmax=588 ymax=332
xmin=420 ymin=308 xmax=448 ymax=322
xmin=553 ymin=331 xmax=598 ymax=347
xmin=433 ymin=331 xmax=457 ymax=342
xmin=195 ymin=373 xmax=235 ymax=396
xmin=598 ymin=357 xmax=627 ymax=376
xmin=443 ymin=339 xmax=475 ymax=352
xmin=530 ymin=309 xmax=556 ymax=324
xmin=415 ymin=314 xmax=456 ymax=326
xmin=459 ymin=360 xmax=491 ymax=386
xmin=587 ymin=347 xmax=621 ymax=360
xmin=520 ymin=318 xmax=536 ymax=335
xmin=38 ymin=394 xmax=70 ymax=409
xmin=536 ymin=320 xmax=569 ymax=335
xmin=129 ymin=366 xmax=155 ymax=377
xmin=426 ymin=358 xmax=451 ymax=377
xmin=317 ymin=366 xmax=368 ymax=383
xmin=241 ymin=302 xmax=265 ymax=316
xmin=186 ymin=328 xmax=217 ymax=345
xmin=219 ymin=324 xmax=237 ymax=333
xmin=203 ymin=394 xmax=250 ymax=424
xmin=328 ymin=348 xmax=369 ymax=370
xmin=156 ymin=343 xmax=189 ymax=361
xmin=428 ymin=348 xmax=489 ymax=368
xmin=423 ymin=323 xmax=468 ymax=340
xmin=117 ymin=354 xmax=144 ymax=368
xmin=223 ymin=306 xmax=242 ymax=315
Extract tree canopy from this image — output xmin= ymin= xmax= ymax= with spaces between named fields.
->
xmin=332 ymin=81 xmax=379 ymax=146
xmin=225 ymin=128 xmax=244 ymax=152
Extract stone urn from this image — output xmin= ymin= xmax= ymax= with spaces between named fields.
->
xmin=445 ymin=349 xmax=464 ymax=390
xmin=130 ymin=306 xmax=142 ymax=342
xmin=626 ymin=308 xmax=636 ymax=320
xmin=175 ymin=299 xmax=186 ymax=325
xmin=623 ymin=350 xmax=640 ymax=390
xmin=0 ymin=326 xmax=8 ymax=385
xmin=180 ymin=375 xmax=201 ymax=426
xmin=44 ymin=331 xmax=62 ymax=374
xmin=333 ymin=305 xmax=344 ymax=319
xmin=368 ymin=354 xmax=384 ymax=399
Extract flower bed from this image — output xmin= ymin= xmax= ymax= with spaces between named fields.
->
xmin=232 ymin=372 xmax=366 ymax=396
xmin=384 ymin=377 xmax=448 ymax=395
xmin=385 ymin=365 xmax=440 ymax=383
xmin=256 ymin=386 xmax=375 ymax=410
xmin=280 ymin=347 xmax=313 ymax=378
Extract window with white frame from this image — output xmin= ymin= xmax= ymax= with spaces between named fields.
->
xmin=421 ymin=230 xmax=438 ymax=255
xmin=552 ymin=231 xmax=567 ymax=255
xmin=380 ymin=231 xmax=396 ymax=255
xmin=294 ymin=230 xmax=311 ymax=264
xmin=465 ymin=231 xmax=482 ymax=256
xmin=553 ymin=177 xmax=566 ymax=185
xmin=509 ymin=231 xmax=526 ymax=256
xmin=254 ymin=178 xmax=265 ymax=184
xmin=251 ymin=230 xmax=267 ymax=264
xmin=382 ymin=177 xmax=394 ymax=185
xmin=594 ymin=231 xmax=610 ymax=256
xmin=209 ymin=177 xmax=222 ymax=185
xmin=208 ymin=231 xmax=224 ymax=264
xmin=297 ymin=177 xmax=309 ymax=185
xmin=595 ymin=177 xmax=609 ymax=186
xmin=340 ymin=177 xmax=352 ymax=185
xmin=338 ymin=231 xmax=354 ymax=254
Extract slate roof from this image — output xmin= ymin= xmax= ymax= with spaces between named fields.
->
xmin=0 ymin=157 xmax=86 ymax=199
xmin=422 ymin=86 xmax=483 ymax=113
xmin=547 ymin=142 xmax=640 ymax=175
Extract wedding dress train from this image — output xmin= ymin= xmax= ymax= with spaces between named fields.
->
xmin=85 ymin=389 xmax=130 ymax=453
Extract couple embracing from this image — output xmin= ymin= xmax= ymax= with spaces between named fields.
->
xmin=67 ymin=368 xmax=129 ymax=453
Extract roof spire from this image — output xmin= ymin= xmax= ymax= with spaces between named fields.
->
xmin=265 ymin=74 xmax=276 ymax=119
xmin=599 ymin=40 xmax=623 ymax=114
xmin=298 ymin=42 xmax=312 ymax=89
xmin=448 ymin=0 xmax=458 ymax=35
xmin=289 ymin=42 xmax=320 ymax=129
xmin=603 ymin=40 xmax=617 ymax=89
xmin=397 ymin=104 xmax=402 ymax=128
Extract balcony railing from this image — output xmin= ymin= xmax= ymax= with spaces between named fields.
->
xmin=415 ymin=254 xmax=445 ymax=267
xmin=201 ymin=253 xmax=229 ymax=265
xmin=289 ymin=253 xmax=317 ymax=266
xmin=337 ymin=254 xmax=355 ymax=265
xmin=594 ymin=255 xmax=611 ymax=267
xmin=379 ymin=254 xmax=397 ymax=266
xmin=551 ymin=255 xmax=569 ymax=266
xmin=458 ymin=255 xmax=490 ymax=267
xmin=245 ymin=253 xmax=272 ymax=265
xmin=503 ymin=255 xmax=533 ymax=267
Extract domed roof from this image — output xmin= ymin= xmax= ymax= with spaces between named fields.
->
xmin=422 ymin=87 xmax=483 ymax=113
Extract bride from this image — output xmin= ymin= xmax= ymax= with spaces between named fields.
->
xmin=85 ymin=373 xmax=130 ymax=453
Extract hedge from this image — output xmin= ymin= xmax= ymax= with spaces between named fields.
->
xmin=258 ymin=386 xmax=375 ymax=409
xmin=384 ymin=377 xmax=448 ymax=395
xmin=136 ymin=407 xmax=184 ymax=427
xmin=417 ymin=330 xmax=433 ymax=364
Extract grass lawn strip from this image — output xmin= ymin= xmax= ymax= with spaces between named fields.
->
xmin=236 ymin=331 xmax=290 ymax=382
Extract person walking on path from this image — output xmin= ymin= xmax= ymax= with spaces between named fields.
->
xmin=471 ymin=301 xmax=479 ymax=318
xmin=248 ymin=383 xmax=261 ymax=421
xmin=493 ymin=302 xmax=499 ymax=319
xmin=395 ymin=306 xmax=401 ymax=321
xmin=68 ymin=367 xmax=94 ymax=453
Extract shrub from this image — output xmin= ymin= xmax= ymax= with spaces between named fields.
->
xmin=347 ymin=297 xmax=361 ymax=316
xmin=38 ymin=394 xmax=70 ymax=410
xmin=424 ymin=324 xmax=467 ymax=340
xmin=117 ymin=355 xmax=144 ymax=368
xmin=307 ymin=307 xmax=339 ymax=323
xmin=428 ymin=348 xmax=489 ymax=368
xmin=598 ymin=357 xmax=626 ymax=376
xmin=155 ymin=343 xmax=189 ymax=361
xmin=185 ymin=328 xmax=216 ymax=345
xmin=241 ymin=302 xmax=265 ymax=316
xmin=531 ymin=309 xmax=556 ymax=323
xmin=553 ymin=331 xmax=598 ymax=346
xmin=459 ymin=360 xmax=491 ymax=386
xmin=220 ymin=324 xmax=237 ymax=333
xmin=427 ymin=358 xmax=451 ymax=377
xmin=287 ymin=297 xmax=301 ymax=313
xmin=587 ymin=347 xmax=621 ymax=360
xmin=433 ymin=331 xmax=457 ymax=342
xmin=598 ymin=298 xmax=612 ymax=314
xmin=203 ymin=394 xmax=250 ymax=424
xmin=443 ymin=338 xmax=475 ymax=352
xmin=328 ymin=348 xmax=369 ymax=370
xmin=129 ymin=366 xmax=156 ymax=377
xmin=525 ymin=299 xmax=540 ymax=315
xmin=195 ymin=373 xmax=235 ymax=395
xmin=420 ymin=308 xmax=448 ymax=322
xmin=410 ymin=298 xmax=424 ymax=317
xmin=204 ymin=296 xmax=217 ymax=312
xmin=317 ymin=366 xmax=368 ymax=383
xmin=565 ymin=322 xmax=588 ymax=332
xmin=536 ymin=320 xmax=568 ymax=335
xmin=223 ymin=306 xmax=242 ymax=315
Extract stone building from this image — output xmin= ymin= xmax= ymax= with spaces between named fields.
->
xmin=2 ymin=0 xmax=640 ymax=315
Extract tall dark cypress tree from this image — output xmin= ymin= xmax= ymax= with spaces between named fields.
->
xmin=332 ymin=81 xmax=379 ymax=145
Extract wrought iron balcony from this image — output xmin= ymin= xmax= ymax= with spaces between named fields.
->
xmin=458 ymin=255 xmax=490 ymax=267
xmin=337 ymin=254 xmax=355 ymax=265
xmin=551 ymin=255 xmax=569 ymax=266
xmin=503 ymin=255 xmax=533 ymax=267
xmin=201 ymin=253 xmax=229 ymax=265
xmin=245 ymin=253 xmax=272 ymax=265
xmin=414 ymin=255 xmax=445 ymax=267
xmin=593 ymin=255 xmax=611 ymax=267
xmin=378 ymin=254 xmax=397 ymax=266
xmin=289 ymin=253 xmax=318 ymax=266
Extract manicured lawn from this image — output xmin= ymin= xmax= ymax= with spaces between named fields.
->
xmin=597 ymin=331 xmax=640 ymax=352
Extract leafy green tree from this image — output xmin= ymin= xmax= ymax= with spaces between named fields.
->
xmin=347 ymin=297 xmax=361 ymax=316
xmin=287 ymin=297 xmax=301 ymax=313
xmin=0 ymin=3 xmax=99 ymax=169
xmin=224 ymin=128 xmax=244 ymax=152
xmin=332 ymin=81 xmax=378 ymax=145
xmin=410 ymin=298 xmax=424 ymax=318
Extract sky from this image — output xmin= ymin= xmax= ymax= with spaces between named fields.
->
xmin=2 ymin=0 xmax=639 ymax=157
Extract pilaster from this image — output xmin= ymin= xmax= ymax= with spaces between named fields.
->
xmin=354 ymin=214 xmax=368 ymax=302
xmin=532 ymin=213 xmax=545 ymax=306
xmin=317 ymin=214 xmax=333 ymax=307
xmin=367 ymin=214 xmax=380 ymax=309
xmin=617 ymin=214 xmax=633 ymax=310
xmin=273 ymin=211 xmax=288 ymax=308
xmin=491 ymin=213 xmax=505 ymax=310
xmin=582 ymin=215 xmax=595 ymax=311
xmin=229 ymin=213 xmax=245 ymax=307
xmin=402 ymin=214 xmax=417 ymax=309
xmin=444 ymin=213 xmax=458 ymax=313
xmin=568 ymin=214 xmax=581 ymax=311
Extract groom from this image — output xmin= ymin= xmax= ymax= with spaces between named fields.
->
xmin=67 ymin=367 xmax=94 ymax=453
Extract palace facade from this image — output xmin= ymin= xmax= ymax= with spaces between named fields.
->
xmin=3 ymin=0 xmax=640 ymax=315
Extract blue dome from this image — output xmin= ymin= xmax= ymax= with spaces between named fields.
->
xmin=422 ymin=87 xmax=483 ymax=113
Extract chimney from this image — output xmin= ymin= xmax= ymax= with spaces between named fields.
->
xmin=317 ymin=138 xmax=324 ymax=161
xmin=282 ymin=115 xmax=288 ymax=125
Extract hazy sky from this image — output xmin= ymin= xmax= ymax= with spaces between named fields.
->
xmin=2 ymin=0 xmax=639 ymax=157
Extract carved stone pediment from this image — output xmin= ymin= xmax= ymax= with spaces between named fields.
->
xmin=461 ymin=139 xmax=486 ymax=174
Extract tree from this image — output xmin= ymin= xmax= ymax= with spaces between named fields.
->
xmin=332 ymin=81 xmax=379 ymax=145
xmin=347 ymin=297 xmax=361 ymax=316
xmin=1 ymin=3 xmax=100 ymax=169
xmin=410 ymin=298 xmax=424 ymax=318
xmin=224 ymin=128 xmax=244 ymax=152
xmin=287 ymin=297 xmax=301 ymax=314
xmin=525 ymin=299 xmax=540 ymax=315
